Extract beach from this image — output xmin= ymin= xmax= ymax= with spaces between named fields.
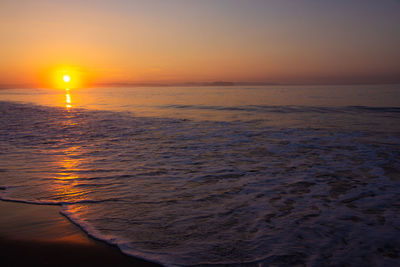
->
xmin=0 ymin=200 xmax=160 ymax=267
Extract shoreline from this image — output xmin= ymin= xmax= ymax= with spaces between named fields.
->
xmin=0 ymin=200 xmax=161 ymax=267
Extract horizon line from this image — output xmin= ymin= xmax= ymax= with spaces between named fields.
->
xmin=1 ymin=80 xmax=400 ymax=90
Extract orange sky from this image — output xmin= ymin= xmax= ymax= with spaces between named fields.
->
xmin=1 ymin=0 xmax=400 ymax=88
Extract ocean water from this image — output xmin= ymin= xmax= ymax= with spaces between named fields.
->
xmin=0 ymin=85 xmax=399 ymax=266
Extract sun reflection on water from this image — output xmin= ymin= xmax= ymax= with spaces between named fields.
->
xmin=50 ymin=144 xmax=88 ymax=201
xmin=65 ymin=88 xmax=72 ymax=108
xmin=55 ymin=146 xmax=81 ymax=181
xmin=47 ymin=106 xmax=91 ymax=202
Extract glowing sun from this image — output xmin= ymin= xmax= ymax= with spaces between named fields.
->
xmin=63 ymin=75 xmax=71 ymax=83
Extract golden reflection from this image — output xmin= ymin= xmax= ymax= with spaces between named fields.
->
xmin=55 ymin=146 xmax=81 ymax=180
xmin=65 ymin=89 xmax=72 ymax=108
xmin=50 ymin=144 xmax=89 ymax=202
xmin=47 ymin=111 xmax=89 ymax=202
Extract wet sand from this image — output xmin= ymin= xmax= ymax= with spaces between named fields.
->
xmin=0 ymin=200 xmax=161 ymax=267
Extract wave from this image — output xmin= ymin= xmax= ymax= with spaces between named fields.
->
xmin=162 ymin=104 xmax=400 ymax=114
xmin=0 ymin=194 xmax=121 ymax=206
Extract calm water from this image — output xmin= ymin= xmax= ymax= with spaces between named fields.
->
xmin=1 ymin=85 xmax=400 ymax=266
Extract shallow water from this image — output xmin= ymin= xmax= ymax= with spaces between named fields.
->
xmin=0 ymin=85 xmax=400 ymax=266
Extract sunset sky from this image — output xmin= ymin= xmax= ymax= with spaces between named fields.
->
xmin=1 ymin=0 xmax=400 ymax=88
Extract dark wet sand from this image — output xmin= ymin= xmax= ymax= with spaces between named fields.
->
xmin=0 ymin=200 xmax=161 ymax=267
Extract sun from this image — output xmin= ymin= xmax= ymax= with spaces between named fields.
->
xmin=63 ymin=75 xmax=71 ymax=83
xmin=46 ymin=66 xmax=84 ymax=89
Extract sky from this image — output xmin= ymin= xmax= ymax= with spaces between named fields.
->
xmin=1 ymin=0 xmax=400 ymax=87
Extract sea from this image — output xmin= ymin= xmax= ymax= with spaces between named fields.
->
xmin=0 ymin=85 xmax=399 ymax=266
